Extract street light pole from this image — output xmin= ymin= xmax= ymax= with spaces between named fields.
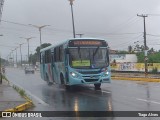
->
xmin=16 ymin=43 xmax=24 ymax=67
xmin=29 ymin=24 xmax=50 ymax=49
xmin=20 ymin=37 xmax=34 ymax=65
xmin=11 ymin=50 xmax=14 ymax=66
xmin=68 ymin=0 xmax=76 ymax=38
xmin=19 ymin=43 xmax=24 ymax=67
xmin=15 ymin=47 xmax=18 ymax=67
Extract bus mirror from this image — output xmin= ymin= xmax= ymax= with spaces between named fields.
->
xmin=65 ymin=48 xmax=69 ymax=54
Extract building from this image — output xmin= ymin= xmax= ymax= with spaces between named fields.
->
xmin=110 ymin=54 xmax=137 ymax=63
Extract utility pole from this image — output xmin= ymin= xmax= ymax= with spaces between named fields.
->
xmin=137 ymin=14 xmax=148 ymax=76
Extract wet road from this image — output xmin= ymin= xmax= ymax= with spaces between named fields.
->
xmin=4 ymin=68 xmax=160 ymax=120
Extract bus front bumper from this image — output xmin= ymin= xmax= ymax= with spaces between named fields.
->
xmin=67 ymin=75 xmax=111 ymax=85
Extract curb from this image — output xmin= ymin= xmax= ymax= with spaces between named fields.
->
xmin=4 ymin=100 xmax=33 ymax=112
xmin=0 ymin=79 xmax=34 ymax=117
xmin=111 ymin=76 xmax=160 ymax=82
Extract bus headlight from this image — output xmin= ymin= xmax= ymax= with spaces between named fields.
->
xmin=103 ymin=71 xmax=109 ymax=76
xmin=70 ymin=72 xmax=79 ymax=78
xmin=105 ymin=71 xmax=109 ymax=75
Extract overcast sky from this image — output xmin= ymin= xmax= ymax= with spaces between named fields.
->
xmin=0 ymin=0 xmax=160 ymax=60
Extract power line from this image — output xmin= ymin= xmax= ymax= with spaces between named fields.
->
xmin=147 ymin=34 xmax=160 ymax=37
xmin=147 ymin=14 xmax=160 ymax=16
xmin=82 ymin=31 xmax=143 ymax=39
xmin=107 ymin=16 xmax=139 ymax=33
xmin=1 ymin=20 xmax=29 ymax=27
xmin=1 ymin=20 xmax=72 ymax=33
xmin=1 ymin=19 xmax=143 ymax=37
xmin=0 ymin=44 xmax=17 ymax=48
xmin=111 ymin=34 xmax=143 ymax=48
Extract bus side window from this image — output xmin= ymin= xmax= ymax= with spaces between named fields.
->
xmin=51 ymin=49 xmax=54 ymax=63
xmin=59 ymin=45 xmax=64 ymax=61
xmin=40 ymin=53 xmax=42 ymax=63
xmin=54 ymin=47 xmax=57 ymax=62
xmin=42 ymin=55 xmax=45 ymax=64
xmin=51 ymin=52 xmax=54 ymax=62
xmin=40 ymin=52 xmax=44 ymax=63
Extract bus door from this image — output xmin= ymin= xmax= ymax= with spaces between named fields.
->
xmin=40 ymin=52 xmax=45 ymax=80
xmin=43 ymin=55 xmax=45 ymax=79
xmin=51 ymin=49 xmax=55 ymax=83
xmin=65 ymin=48 xmax=69 ymax=83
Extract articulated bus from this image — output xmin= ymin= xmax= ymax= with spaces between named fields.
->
xmin=40 ymin=38 xmax=111 ymax=89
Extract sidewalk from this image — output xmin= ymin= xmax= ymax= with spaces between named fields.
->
xmin=0 ymin=78 xmax=32 ymax=115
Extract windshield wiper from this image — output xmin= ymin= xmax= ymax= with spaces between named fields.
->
xmin=78 ymin=47 xmax=82 ymax=62
xmin=92 ymin=47 xmax=99 ymax=61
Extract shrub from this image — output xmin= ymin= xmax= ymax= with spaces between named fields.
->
xmin=152 ymin=67 xmax=158 ymax=74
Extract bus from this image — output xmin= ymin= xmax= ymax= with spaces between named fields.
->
xmin=40 ymin=38 xmax=111 ymax=90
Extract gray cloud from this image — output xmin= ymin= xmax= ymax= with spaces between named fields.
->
xmin=0 ymin=0 xmax=160 ymax=59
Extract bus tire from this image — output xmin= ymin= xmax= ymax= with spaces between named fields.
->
xmin=65 ymin=85 xmax=70 ymax=90
xmin=94 ymin=83 xmax=101 ymax=90
xmin=65 ymin=85 xmax=73 ymax=91
xmin=60 ymin=73 xmax=65 ymax=85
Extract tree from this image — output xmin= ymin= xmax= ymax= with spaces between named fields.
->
xmin=36 ymin=43 xmax=52 ymax=55
xmin=117 ymin=50 xmax=129 ymax=54
xmin=128 ymin=45 xmax=133 ymax=53
xmin=136 ymin=52 xmax=144 ymax=62
xmin=148 ymin=47 xmax=155 ymax=54
xmin=133 ymin=44 xmax=149 ymax=53
xmin=29 ymin=43 xmax=51 ymax=65
xmin=136 ymin=52 xmax=160 ymax=63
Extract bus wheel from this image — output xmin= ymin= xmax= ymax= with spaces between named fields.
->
xmin=94 ymin=83 xmax=101 ymax=90
xmin=65 ymin=85 xmax=73 ymax=91
xmin=65 ymin=85 xmax=70 ymax=90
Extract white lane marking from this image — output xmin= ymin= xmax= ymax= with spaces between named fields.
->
xmin=136 ymin=98 xmax=160 ymax=105
xmin=101 ymin=90 xmax=111 ymax=94
xmin=9 ymin=82 xmax=49 ymax=106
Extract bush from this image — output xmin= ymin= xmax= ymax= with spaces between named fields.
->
xmin=152 ymin=67 xmax=158 ymax=74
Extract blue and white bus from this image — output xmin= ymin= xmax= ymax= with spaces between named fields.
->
xmin=40 ymin=38 xmax=111 ymax=89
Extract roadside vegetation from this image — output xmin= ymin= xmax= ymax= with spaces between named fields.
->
xmin=117 ymin=45 xmax=160 ymax=63
xmin=136 ymin=52 xmax=160 ymax=63
xmin=13 ymin=85 xmax=26 ymax=97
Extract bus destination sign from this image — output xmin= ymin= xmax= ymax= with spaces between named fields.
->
xmin=74 ymin=41 xmax=101 ymax=46
xmin=69 ymin=40 xmax=107 ymax=47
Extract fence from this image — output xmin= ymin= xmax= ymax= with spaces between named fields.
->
xmin=111 ymin=63 xmax=160 ymax=72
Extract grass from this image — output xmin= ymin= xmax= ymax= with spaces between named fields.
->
xmin=13 ymin=85 xmax=26 ymax=97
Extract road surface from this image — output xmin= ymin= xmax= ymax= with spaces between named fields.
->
xmin=3 ymin=67 xmax=160 ymax=120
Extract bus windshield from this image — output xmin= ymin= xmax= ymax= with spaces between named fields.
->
xmin=69 ymin=48 xmax=109 ymax=69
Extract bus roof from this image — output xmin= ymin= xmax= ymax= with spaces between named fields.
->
xmin=40 ymin=38 xmax=108 ymax=52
